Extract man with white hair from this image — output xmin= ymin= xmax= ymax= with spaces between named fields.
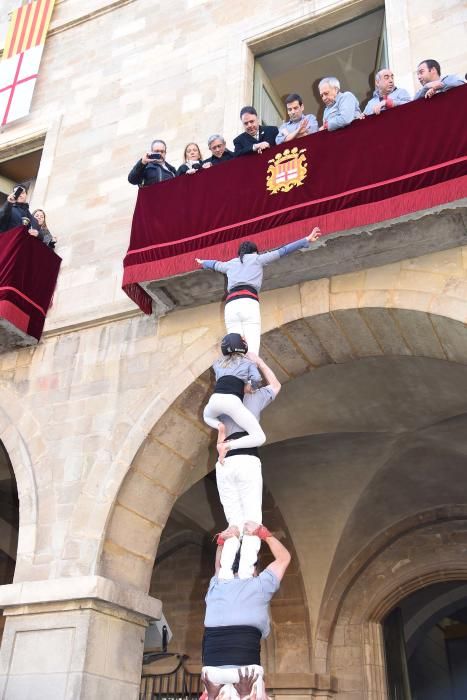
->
xmin=318 ymin=77 xmax=362 ymax=131
xmin=364 ymin=69 xmax=411 ymax=116
xmin=203 ymin=134 xmax=235 ymax=168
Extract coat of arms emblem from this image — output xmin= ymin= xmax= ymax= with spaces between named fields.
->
xmin=266 ymin=147 xmax=307 ymax=194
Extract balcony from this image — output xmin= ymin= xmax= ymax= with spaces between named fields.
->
xmin=123 ymin=85 xmax=467 ymax=315
xmin=0 ymin=226 xmax=61 ymax=352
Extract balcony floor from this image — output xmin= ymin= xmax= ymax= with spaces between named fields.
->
xmin=142 ymin=199 xmax=467 ymax=313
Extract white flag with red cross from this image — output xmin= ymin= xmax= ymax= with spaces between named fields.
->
xmin=0 ymin=0 xmax=55 ymax=127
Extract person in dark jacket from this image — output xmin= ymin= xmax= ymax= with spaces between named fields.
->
xmin=177 ymin=142 xmax=204 ymax=176
xmin=202 ymin=135 xmax=234 ymax=168
xmin=0 ymin=186 xmax=40 ymax=234
xmin=32 ymin=209 xmax=56 ymax=248
xmin=233 ymin=106 xmax=278 ymax=157
xmin=128 ymin=139 xmax=176 ymax=186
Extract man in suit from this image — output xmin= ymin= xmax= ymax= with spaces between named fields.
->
xmin=233 ymin=106 xmax=279 ymax=157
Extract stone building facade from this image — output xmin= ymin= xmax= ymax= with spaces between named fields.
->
xmin=0 ymin=1 xmax=466 ymax=699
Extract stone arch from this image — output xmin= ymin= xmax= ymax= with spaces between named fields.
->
xmin=322 ymin=507 xmax=467 ymax=697
xmin=0 ymin=386 xmax=38 ymax=579
xmin=100 ymin=305 xmax=467 ymax=592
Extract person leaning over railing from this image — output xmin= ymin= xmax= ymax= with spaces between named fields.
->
xmin=318 ymin=77 xmax=363 ymax=131
xmin=128 ymin=138 xmax=176 ymax=186
xmin=32 ymin=209 xmax=56 ymax=249
xmin=414 ymin=59 xmax=465 ymax=100
xmin=202 ymin=135 xmax=235 ymax=168
xmin=275 ymin=92 xmax=318 ymax=145
xmin=233 ymin=106 xmax=278 ymax=157
xmin=0 ymin=186 xmax=40 ymax=235
xmin=177 ymin=142 xmax=204 ymax=176
xmin=363 ymin=68 xmax=411 ymax=116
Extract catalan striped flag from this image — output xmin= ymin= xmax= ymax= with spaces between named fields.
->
xmin=0 ymin=0 xmax=56 ymax=126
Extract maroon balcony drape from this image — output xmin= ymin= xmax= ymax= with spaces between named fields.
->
xmin=123 ymin=85 xmax=467 ymax=313
xmin=0 ymin=226 xmax=61 ymax=341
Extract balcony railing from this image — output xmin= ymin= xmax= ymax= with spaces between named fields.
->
xmin=123 ymin=85 xmax=467 ymax=314
xmin=0 ymin=225 xmax=61 ymax=352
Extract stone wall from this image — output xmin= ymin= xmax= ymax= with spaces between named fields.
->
xmin=1 ymin=0 xmax=464 ymax=331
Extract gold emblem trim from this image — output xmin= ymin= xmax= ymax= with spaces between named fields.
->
xmin=266 ymin=147 xmax=308 ymax=195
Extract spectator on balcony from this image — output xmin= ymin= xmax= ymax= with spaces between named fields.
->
xmin=202 ymin=521 xmax=291 ymax=699
xmin=318 ymin=77 xmax=363 ymax=131
xmin=177 ymin=142 xmax=204 ymax=176
xmin=363 ymin=69 xmax=411 ymax=115
xmin=32 ymin=209 xmax=56 ymax=249
xmin=127 ymin=139 xmax=176 ymax=186
xmin=0 ymin=186 xmax=40 ymax=235
xmin=414 ymin=59 xmax=465 ymax=100
xmin=202 ymin=135 xmax=234 ymax=168
xmin=233 ymin=106 xmax=279 ymax=157
xmin=195 ymin=228 xmax=322 ymax=355
xmin=275 ymin=93 xmax=318 ymax=145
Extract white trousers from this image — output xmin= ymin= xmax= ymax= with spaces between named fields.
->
xmin=203 ymin=394 xmax=266 ymax=450
xmin=202 ymin=666 xmax=265 ymax=700
xmin=216 ymin=455 xmax=262 ymax=579
xmin=224 ymin=298 xmax=261 ymax=355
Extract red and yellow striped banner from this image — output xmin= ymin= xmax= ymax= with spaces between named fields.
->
xmin=3 ymin=0 xmax=55 ymax=60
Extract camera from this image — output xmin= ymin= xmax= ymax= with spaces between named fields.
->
xmin=13 ymin=185 xmax=25 ymax=200
xmin=191 ymin=161 xmax=202 ymax=171
xmin=147 ymin=153 xmax=162 ymax=160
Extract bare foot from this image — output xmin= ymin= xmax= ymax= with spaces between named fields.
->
xmin=217 ymin=440 xmax=230 ymax=464
xmin=217 ymin=422 xmax=226 ymax=444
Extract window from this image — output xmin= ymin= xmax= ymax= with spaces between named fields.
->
xmin=254 ymin=7 xmax=386 ymax=124
xmin=0 ymin=136 xmax=44 ymax=205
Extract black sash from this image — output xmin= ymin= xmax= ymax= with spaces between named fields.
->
xmin=202 ymin=625 xmax=261 ymax=666
xmin=226 ymin=431 xmax=260 ymax=458
xmin=214 ymin=376 xmax=245 ymax=401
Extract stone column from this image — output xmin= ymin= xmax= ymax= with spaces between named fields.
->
xmin=0 ymin=576 xmax=161 ymax=700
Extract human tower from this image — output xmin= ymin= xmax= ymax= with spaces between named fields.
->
xmin=197 ymin=228 xmax=321 ymax=700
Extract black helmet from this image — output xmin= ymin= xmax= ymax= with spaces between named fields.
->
xmin=221 ymin=333 xmax=248 ymax=356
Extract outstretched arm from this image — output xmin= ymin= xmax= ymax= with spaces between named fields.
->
xmin=195 ymin=258 xmax=229 ymax=273
xmin=257 ymin=227 xmax=322 ymax=266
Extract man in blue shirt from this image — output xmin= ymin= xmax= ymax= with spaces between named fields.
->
xmin=414 ymin=59 xmax=465 ymax=100
xmin=364 ymin=69 xmax=411 ymax=116
xmin=275 ymin=93 xmax=318 ymax=145
xmin=202 ymin=522 xmax=291 ymax=698
xmin=318 ymin=77 xmax=363 ymax=131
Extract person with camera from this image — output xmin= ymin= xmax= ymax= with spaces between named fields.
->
xmin=128 ymin=139 xmax=176 ymax=187
xmin=0 ymin=186 xmax=40 ymax=235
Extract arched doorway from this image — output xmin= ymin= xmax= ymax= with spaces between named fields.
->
xmin=384 ymin=580 xmax=467 ymax=700
xmin=100 ymin=307 xmax=467 ymax=697
xmin=0 ymin=441 xmax=18 ymax=641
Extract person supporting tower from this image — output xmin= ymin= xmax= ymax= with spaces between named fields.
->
xmin=216 ymin=352 xmax=281 ymax=580
xmin=195 ymin=228 xmax=321 ymax=355
xmin=202 ymin=522 xmax=291 ymax=699
xmin=203 ymin=334 xmax=266 ymax=463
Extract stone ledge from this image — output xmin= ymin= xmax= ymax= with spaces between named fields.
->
xmin=145 ymin=200 xmax=467 ymax=310
xmin=0 ymin=575 xmax=161 ymax=621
